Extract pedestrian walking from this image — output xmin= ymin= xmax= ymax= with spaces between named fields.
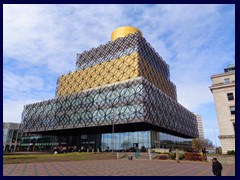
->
xmin=212 ymin=158 xmax=223 ymax=176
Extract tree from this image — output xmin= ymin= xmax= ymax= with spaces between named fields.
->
xmin=192 ymin=138 xmax=214 ymax=151
xmin=202 ymin=139 xmax=214 ymax=149
xmin=101 ymin=142 xmax=108 ymax=151
xmin=121 ymin=141 xmax=132 ymax=150
xmin=216 ymin=147 xmax=222 ymax=155
xmin=192 ymin=139 xmax=202 ymax=151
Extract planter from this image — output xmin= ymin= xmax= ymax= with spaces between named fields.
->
xmin=159 ymin=154 xmax=169 ymax=160
xmin=184 ymin=153 xmax=203 ymax=161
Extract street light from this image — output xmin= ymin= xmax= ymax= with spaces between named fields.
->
xmin=112 ymin=120 xmax=114 ymax=152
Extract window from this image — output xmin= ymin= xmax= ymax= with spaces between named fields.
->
xmin=233 ymin=122 xmax=235 ymax=133
xmin=230 ymin=106 xmax=235 ymax=115
xmin=224 ymin=78 xmax=230 ymax=84
xmin=227 ymin=93 xmax=234 ymax=101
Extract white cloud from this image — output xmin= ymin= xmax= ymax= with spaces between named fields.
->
xmin=3 ymin=99 xmax=44 ymax=123
xmin=176 ymin=83 xmax=214 ymax=111
xmin=3 ymin=70 xmax=44 ymax=92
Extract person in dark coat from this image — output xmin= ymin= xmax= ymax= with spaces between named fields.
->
xmin=202 ymin=147 xmax=207 ymax=160
xmin=212 ymin=158 xmax=223 ymax=176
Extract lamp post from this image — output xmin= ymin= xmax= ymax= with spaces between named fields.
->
xmin=214 ymin=127 xmax=217 ymax=153
xmin=112 ymin=120 xmax=114 ymax=152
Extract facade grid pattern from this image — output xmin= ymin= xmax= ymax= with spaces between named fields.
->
xmin=19 ymin=28 xmax=198 ymax=151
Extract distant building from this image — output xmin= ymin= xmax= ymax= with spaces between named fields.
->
xmin=3 ymin=122 xmax=21 ymax=152
xmin=196 ymin=115 xmax=204 ymax=139
xmin=209 ymin=64 xmax=235 ymax=154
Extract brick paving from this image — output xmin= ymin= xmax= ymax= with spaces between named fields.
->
xmin=3 ymin=159 xmax=235 ymax=176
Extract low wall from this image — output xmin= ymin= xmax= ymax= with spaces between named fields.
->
xmin=153 ymin=148 xmax=184 ymax=154
xmin=207 ymin=155 xmax=235 ymax=164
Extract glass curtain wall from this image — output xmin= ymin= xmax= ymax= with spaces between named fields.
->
xmin=20 ymin=130 xmax=192 ymax=152
xmin=101 ymin=131 xmax=150 ymax=152
xmin=21 ymin=134 xmax=58 ymax=152
xmin=159 ymin=132 xmax=192 ymax=149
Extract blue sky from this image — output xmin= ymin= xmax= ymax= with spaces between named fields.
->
xmin=3 ymin=4 xmax=235 ymax=146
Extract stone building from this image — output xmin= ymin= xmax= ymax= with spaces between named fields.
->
xmin=209 ymin=64 xmax=235 ymax=154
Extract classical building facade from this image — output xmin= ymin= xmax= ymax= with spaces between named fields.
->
xmin=19 ymin=26 xmax=198 ymax=152
xmin=210 ymin=64 xmax=235 ymax=154
xmin=3 ymin=122 xmax=21 ymax=152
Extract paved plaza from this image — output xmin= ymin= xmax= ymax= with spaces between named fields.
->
xmin=3 ymin=159 xmax=235 ymax=176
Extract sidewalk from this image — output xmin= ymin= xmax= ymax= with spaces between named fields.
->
xmin=3 ymin=159 xmax=235 ymax=176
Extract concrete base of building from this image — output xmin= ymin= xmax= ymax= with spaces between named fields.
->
xmin=220 ymin=137 xmax=235 ymax=154
xmin=207 ymin=155 xmax=235 ymax=165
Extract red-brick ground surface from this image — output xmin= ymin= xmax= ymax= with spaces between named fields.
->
xmin=3 ymin=159 xmax=235 ymax=176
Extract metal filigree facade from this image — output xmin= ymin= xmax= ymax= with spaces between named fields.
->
xmin=57 ymin=52 xmax=177 ymax=100
xmin=19 ymin=31 xmax=198 ymax=138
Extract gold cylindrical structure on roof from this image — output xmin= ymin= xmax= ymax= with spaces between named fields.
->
xmin=111 ymin=26 xmax=142 ymax=41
